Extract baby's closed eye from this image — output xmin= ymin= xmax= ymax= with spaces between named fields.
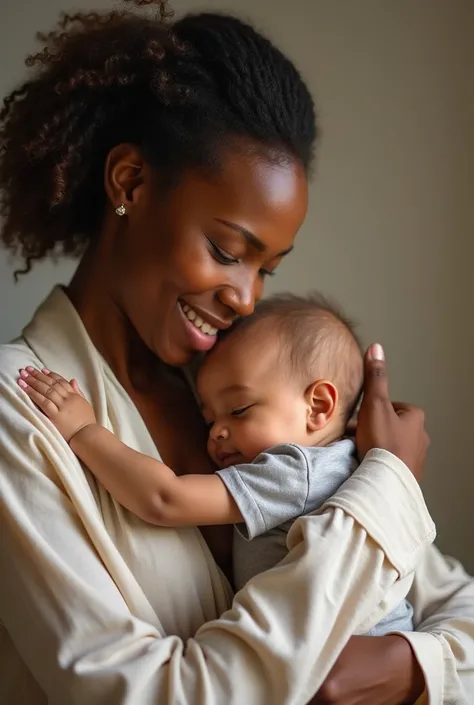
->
xmin=231 ymin=405 xmax=254 ymax=417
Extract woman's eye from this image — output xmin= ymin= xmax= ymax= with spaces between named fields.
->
xmin=207 ymin=238 xmax=240 ymax=265
xmin=231 ymin=405 xmax=252 ymax=417
xmin=259 ymin=268 xmax=276 ymax=279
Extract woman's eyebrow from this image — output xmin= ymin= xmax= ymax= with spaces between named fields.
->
xmin=214 ymin=218 xmax=293 ymax=258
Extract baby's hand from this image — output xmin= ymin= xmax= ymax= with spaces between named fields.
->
xmin=18 ymin=367 xmax=96 ymax=442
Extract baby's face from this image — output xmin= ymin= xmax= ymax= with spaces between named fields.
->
xmin=197 ymin=334 xmax=310 ymax=469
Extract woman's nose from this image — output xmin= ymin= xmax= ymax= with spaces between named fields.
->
xmin=217 ymin=271 xmax=263 ymax=318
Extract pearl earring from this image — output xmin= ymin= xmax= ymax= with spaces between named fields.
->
xmin=115 ymin=203 xmax=127 ymax=217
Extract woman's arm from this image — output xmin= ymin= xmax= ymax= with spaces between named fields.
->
xmin=399 ymin=544 xmax=474 ymax=703
xmin=18 ymin=367 xmax=243 ymax=526
xmin=1 ymin=351 xmax=435 ymax=705
xmin=312 ymin=347 xmax=473 ymax=704
xmin=311 ymin=547 xmax=474 ymax=705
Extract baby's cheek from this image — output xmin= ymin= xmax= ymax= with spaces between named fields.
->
xmin=242 ymin=421 xmax=282 ymax=458
xmin=206 ymin=436 xmax=218 ymax=466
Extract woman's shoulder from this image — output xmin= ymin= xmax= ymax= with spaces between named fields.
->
xmin=0 ymin=337 xmax=42 ymax=387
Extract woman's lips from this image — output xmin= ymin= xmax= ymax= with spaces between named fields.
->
xmin=180 ymin=301 xmax=219 ymax=336
xmin=178 ymin=301 xmax=218 ymax=352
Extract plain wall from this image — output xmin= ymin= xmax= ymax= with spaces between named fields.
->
xmin=1 ymin=0 xmax=473 ymax=571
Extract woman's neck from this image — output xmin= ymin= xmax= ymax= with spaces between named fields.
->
xmin=67 ymin=250 xmax=167 ymax=395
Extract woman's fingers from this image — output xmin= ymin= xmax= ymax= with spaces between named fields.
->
xmin=345 ymin=417 xmax=357 ymax=437
xmin=355 ymin=346 xmax=429 ymax=481
xmin=391 ymin=401 xmax=413 ymax=413
xmin=362 ymin=344 xmax=391 ymax=405
xmin=392 ymin=403 xmax=427 ymax=443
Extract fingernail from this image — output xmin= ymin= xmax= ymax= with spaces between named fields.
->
xmin=370 ymin=343 xmax=385 ymax=361
xmin=20 ymin=369 xmax=28 ymax=379
xmin=42 ymin=368 xmax=50 ymax=374
xmin=26 ymin=366 xmax=35 ymax=373
xmin=18 ymin=379 xmax=27 ymax=388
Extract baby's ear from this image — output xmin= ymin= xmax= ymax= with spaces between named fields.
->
xmin=305 ymin=380 xmax=338 ymax=432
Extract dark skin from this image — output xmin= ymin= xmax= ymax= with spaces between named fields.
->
xmin=69 ymin=144 xmax=306 ymax=578
xmin=67 ymin=143 xmax=425 ymax=704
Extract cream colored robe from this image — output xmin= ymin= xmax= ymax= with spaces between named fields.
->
xmin=0 ymin=288 xmax=473 ymax=704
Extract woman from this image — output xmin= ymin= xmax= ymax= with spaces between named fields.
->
xmin=0 ymin=2 xmax=472 ymax=703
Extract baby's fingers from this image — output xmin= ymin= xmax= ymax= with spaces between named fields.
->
xmin=70 ymin=379 xmax=85 ymax=397
xmin=18 ymin=376 xmax=60 ymax=417
xmin=24 ymin=367 xmax=71 ymax=397
xmin=42 ymin=369 xmax=76 ymax=395
xmin=19 ymin=369 xmax=67 ymax=407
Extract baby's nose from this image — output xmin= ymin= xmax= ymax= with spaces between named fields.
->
xmin=210 ymin=423 xmax=230 ymax=441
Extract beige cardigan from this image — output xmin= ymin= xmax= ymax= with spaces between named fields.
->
xmin=0 ymin=288 xmax=472 ymax=704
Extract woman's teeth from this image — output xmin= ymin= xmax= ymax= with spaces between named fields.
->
xmin=180 ymin=303 xmax=218 ymax=336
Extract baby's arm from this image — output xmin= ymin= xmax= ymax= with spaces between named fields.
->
xmin=18 ymin=368 xmax=242 ymax=527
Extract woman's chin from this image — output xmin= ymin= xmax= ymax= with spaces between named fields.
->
xmin=155 ymin=341 xmax=200 ymax=369
xmin=154 ymin=312 xmax=218 ymax=367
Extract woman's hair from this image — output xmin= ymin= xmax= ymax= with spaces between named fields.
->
xmin=0 ymin=0 xmax=316 ymax=276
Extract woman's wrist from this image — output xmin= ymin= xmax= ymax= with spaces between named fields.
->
xmin=384 ymin=634 xmax=426 ymax=703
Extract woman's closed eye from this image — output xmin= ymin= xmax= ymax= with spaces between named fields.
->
xmin=207 ymin=236 xmax=276 ymax=278
xmin=259 ymin=267 xmax=275 ymax=279
xmin=206 ymin=237 xmax=240 ymax=265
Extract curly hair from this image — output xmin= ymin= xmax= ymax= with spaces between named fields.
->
xmin=0 ymin=0 xmax=316 ymax=277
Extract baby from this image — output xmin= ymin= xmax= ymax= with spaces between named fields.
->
xmin=19 ymin=292 xmax=414 ymax=636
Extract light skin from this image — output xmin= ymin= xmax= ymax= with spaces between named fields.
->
xmin=17 ymin=328 xmax=342 ymax=527
xmin=199 ymin=330 xmax=343 ymax=468
xmin=14 ymin=138 xmax=428 ymax=702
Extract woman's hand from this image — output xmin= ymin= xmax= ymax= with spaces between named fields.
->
xmin=356 ymin=344 xmax=429 ymax=482
xmin=311 ymin=635 xmax=425 ymax=704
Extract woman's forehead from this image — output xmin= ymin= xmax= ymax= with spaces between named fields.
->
xmin=161 ymin=150 xmax=308 ymax=242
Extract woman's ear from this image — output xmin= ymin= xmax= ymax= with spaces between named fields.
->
xmin=304 ymin=379 xmax=338 ymax=432
xmin=104 ymin=143 xmax=145 ymax=210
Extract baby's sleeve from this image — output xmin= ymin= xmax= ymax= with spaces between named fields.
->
xmin=216 ymin=444 xmax=310 ymax=539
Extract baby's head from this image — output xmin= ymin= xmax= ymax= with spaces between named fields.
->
xmin=197 ymin=293 xmax=363 ymax=469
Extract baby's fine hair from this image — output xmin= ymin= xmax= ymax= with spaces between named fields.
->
xmin=223 ymin=292 xmax=364 ymax=423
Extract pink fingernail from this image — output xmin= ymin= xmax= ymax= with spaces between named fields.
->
xmin=18 ymin=379 xmax=27 ymax=388
xmin=20 ymin=369 xmax=29 ymax=379
xmin=26 ymin=366 xmax=35 ymax=373
xmin=42 ymin=368 xmax=50 ymax=374
xmin=370 ymin=343 xmax=385 ymax=361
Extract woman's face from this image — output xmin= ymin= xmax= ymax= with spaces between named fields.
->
xmin=107 ymin=147 xmax=308 ymax=366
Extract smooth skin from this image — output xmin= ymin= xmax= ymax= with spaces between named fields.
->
xmin=18 ymin=350 xmax=428 ymax=705
xmin=19 ymin=353 xmax=427 ymax=705
xmin=23 ymin=145 xmax=430 ymax=705
xmin=21 ymin=140 xmax=427 ymax=703
xmin=18 ymin=366 xmax=244 ymax=528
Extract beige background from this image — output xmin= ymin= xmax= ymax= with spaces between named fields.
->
xmin=1 ymin=0 xmax=473 ymax=571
